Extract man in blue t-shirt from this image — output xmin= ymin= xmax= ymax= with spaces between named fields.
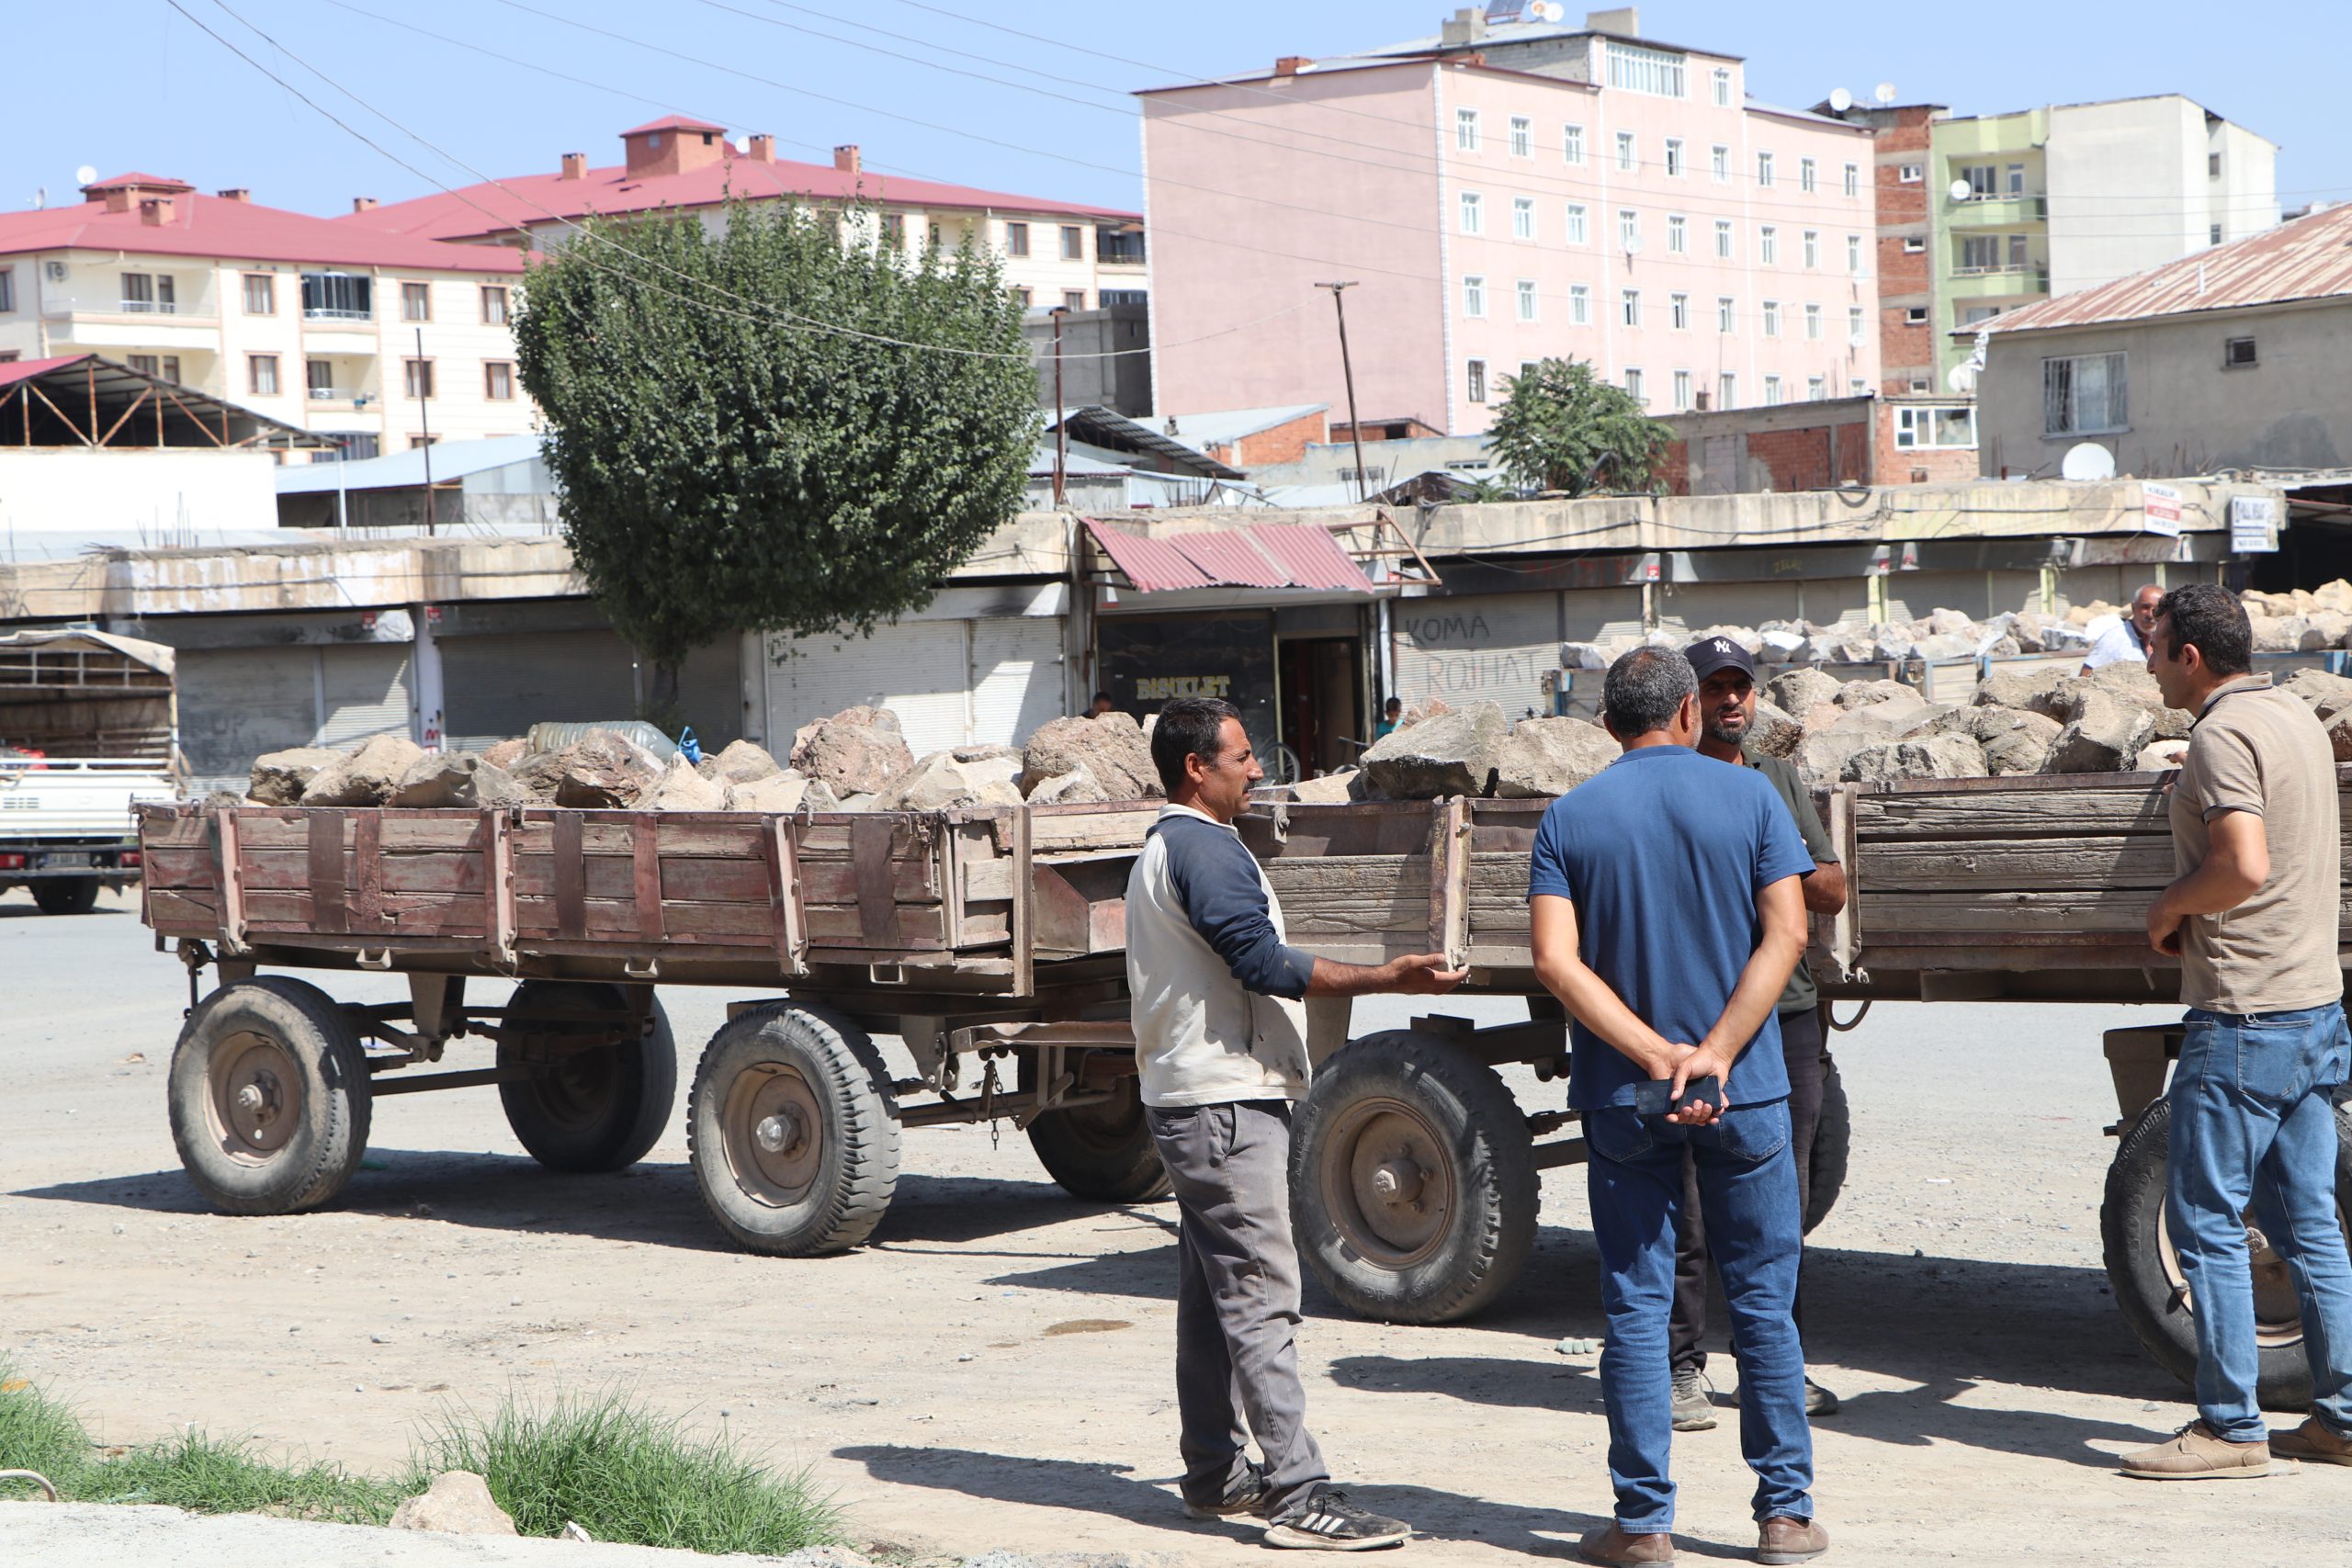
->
xmin=1528 ymin=647 xmax=1826 ymax=1568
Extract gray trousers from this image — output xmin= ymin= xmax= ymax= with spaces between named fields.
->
xmin=1145 ymin=1099 xmax=1329 ymax=1519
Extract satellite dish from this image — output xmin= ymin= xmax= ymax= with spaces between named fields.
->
xmin=1874 ymin=82 xmax=1898 ymax=105
xmin=1946 ymin=361 xmax=1977 ymax=394
xmin=1827 ymin=87 xmax=1854 ymax=113
xmin=74 ymin=164 xmax=96 ymax=186
xmin=1535 ymin=0 xmax=1566 ymax=19
xmin=1623 ymin=233 xmax=1645 ymax=255
xmin=2061 ymin=443 xmax=2118 ymax=482
xmin=1949 ymin=177 xmax=1974 ymax=203
xmin=1849 ymin=330 xmax=1868 ymax=350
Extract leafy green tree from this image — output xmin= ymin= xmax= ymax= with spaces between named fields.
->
xmin=514 ymin=203 xmax=1041 ymax=710
xmin=1487 ymin=357 xmax=1672 ymax=497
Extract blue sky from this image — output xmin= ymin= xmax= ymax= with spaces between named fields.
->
xmin=6 ymin=2 xmax=2345 ymax=220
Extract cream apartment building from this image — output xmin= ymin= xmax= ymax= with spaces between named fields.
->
xmin=1141 ymin=6 xmax=1881 ymax=434
xmin=345 ymin=117 xmax=1148 ymax=315
xmin=0 ymin=174 xmax=530 ymax=458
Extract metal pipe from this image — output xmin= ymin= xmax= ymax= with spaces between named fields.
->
xmin=1317 ymin=282 xmax=1369 ymax=503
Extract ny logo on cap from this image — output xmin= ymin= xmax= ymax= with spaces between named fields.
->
xmin=1710 ymin=638 xmax=1735 ymax=655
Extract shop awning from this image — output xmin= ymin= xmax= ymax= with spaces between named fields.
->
xmin=1084 ymin=519 xmax=1378 ymax=594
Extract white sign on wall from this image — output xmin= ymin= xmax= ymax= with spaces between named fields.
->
xmin=2142 ymin=481 xmax=2185 ymax=538
xmin=2230 ymin=495 xmax=2279 ymax=554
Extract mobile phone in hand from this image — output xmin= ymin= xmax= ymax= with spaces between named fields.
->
xmin=1634 ymin=1076 xmax=1724 ymax=1118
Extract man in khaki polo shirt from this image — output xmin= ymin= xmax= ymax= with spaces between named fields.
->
xmin=2122 ymin=582 xmax=2352 ymax=1479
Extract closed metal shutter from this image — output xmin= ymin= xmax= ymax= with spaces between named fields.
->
xmin=318 ymin=644 xmax=413 ymax=749
xmin=440 ymin=631 xmax=639 ymax=753
xmin=1655 ymin=581 xmax=1803 ymax=638
xmin=769 ymin=620 xmax=972 ymax=760
xmin=1391 ymin=591 xmax=1560 ymax=723
xmin=1559 ymin=587 xmax=1647 ymax=646
xmin=969 ymin=615 xmax=1065 ymax=747
xmin=175 ymin=646 xmax=320 ymax=793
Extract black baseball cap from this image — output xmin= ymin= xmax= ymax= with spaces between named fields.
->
xmin=1684 ymin=636 xmax=1756 ymax=682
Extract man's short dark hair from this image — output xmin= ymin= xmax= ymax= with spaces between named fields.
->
xmin=1092 ymin=691 xmax=1113 ymax=704
xmin=2154 ymin=582 xmax=2252 ymax=677
xmin=1151 ymin=696 xmax=1242 ymax=793
xmin=1603 ymin=647 xmax=1696 ymax=738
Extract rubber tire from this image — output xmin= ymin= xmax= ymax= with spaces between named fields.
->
xmin=1290 ymin=1030 xmax=1539 ymax=1324
xmin=1804 ymin=1055 xmax=1851 ymax=1235
xmin=2100 ymin=1094 xmax=2352 ymax=1411
xmin=1026 ymin=1067 xmax=1173 ymax=1202
xmin=167 ymin=976 xmax=372 ymax=1215
xmin=496 ymin=981 xmax=676 ymax=1173
xmin=687 ymin=1002 xmax=900 ymax=1256
xmin=32 ymin=876 xmax=100 ymax=915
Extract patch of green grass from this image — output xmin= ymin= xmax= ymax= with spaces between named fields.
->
xmin=409 ymin=1389 xmax=844 ymax=1555
xmin=0 ymin=1367 xmax=87 ymax=1495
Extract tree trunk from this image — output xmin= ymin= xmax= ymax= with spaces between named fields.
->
xmin=649 ymin=659 xmax=682 ymax=716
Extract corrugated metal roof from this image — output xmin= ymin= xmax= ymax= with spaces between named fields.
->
xmin=1084 ymin=522 xmax=1214 ymax=592
xmin=1980 ymin=203 xmax=2352 ymax=336
xmin=1084 ymin=520 xmax=1376 ymax=594
xmin=1160 ymin=404 xmax=1329 ymax=451
xmin=275 ymin=434 xmax=549 ymax=493
xmin=1171 ymin=531 xmax=1287 ymax=588
xmin=1254 ymin=525 xmax=1379 ymax=591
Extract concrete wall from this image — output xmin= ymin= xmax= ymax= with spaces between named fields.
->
xmin=1024 ymin=305 xmax=1151 ymax=417
xmin=2046 ymin=97 xmax=2278 ymax=296
xmin=1659 ymin=396 xmax=1872 ymax=493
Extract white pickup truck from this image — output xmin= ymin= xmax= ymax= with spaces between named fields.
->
xmin=0 ymin=630 xmax=180 ymax=914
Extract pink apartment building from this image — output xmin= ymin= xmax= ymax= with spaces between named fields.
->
xmin=1141 ymin=6 xmax=1881 ymax=435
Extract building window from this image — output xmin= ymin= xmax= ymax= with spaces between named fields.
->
xmin=1098 ymin=226 xmax=1146 ymax=265
xmin=1566 ymin=203 xmax=1589 ymax=244
xmin=1510 ymin=115 xmax=1532 ymax=157
xmin=2224 ymin=336 xmax=2257 ymax=368
xmin=1961 ymin=234 xmax=2001 ymax=272
xmin=1516 ymin=278 xmax=1538 ymax=321
xmin=1463 ymin=275 xmax=1486 ymax=318
xmin=401 ymin=281 xmax=432 ymax=321
xmin=2007 ymin=164 xmax=2027 ymax=195
xmin=2209 ymin=152 xmax=2223 ymax=178
xmin=1457 ymin=108 xmax=1480 ymax=152
xmin=0 ymin=267 xmax=13 ymax=313
xmin=306 ymin=359 xmax=333 ymax=400
xmin=1964 ymin=308 xmax=2000 ymax=330
xmin=1801 ymin=157 xmax=1817 ymax=193
xmin=2211 ymin=223 xmax=2224 ymax=246
xmin=1896 ymin=405 xmax=1978 ymax=448
xmin=1959 ymin=164 xmax=1999 ymax=199
xmin=881 ymin=212 xmax=906 ymax=250
xmin=1012 ymin=286 xmax=1033 ymax=308
xmin=1618 ymin=209 xmax=1639 ymax=249
xmin=1902 ymin=234 xmax=1927 ymax=254
xmin=1803 ymin=229 xmax=1819 ymax=267
xmin=1717 ymin=296 xmax=1735 ymax=333
xmin=1759 ymin=226 xmax=1778 ymax=265
xmin=242 ymin=273 xmax=275 ymax=315
xmin=1608 ymin=41 xmax=1686 ymax=97
xmin=1669 ymin=292 xmax=1689 ymax=329
xmin=1564 ymin=123 xmax=1585 ymax=164
xmin=121 ymin=273 xmax=174 ymax=312
xmin=403 ymin=357 xmax=435 ymax=399
xmin=1898 ymin=164 xmax=1923 ymax=184
xmin=484 ymin=360 xmax=515 ymax=400
xmin=1761 ymin=299 xmax=1780 ymax=336
xmin=1713 ymin=65 xmax=1732 ymax=107
xmin=1757 ymin=151 xmax=1775 ymax=186
xmin=1466 ymin=358 xmax=1487 ymax=404
xmin=1718 ymin=371 xmax=1736 ymax=407
xmin=1100 ymin=288 xmax=1148 ymax=306
xmin=1668 ymin=214 xmax=1687 ymax=254
xmin=1061 ymin=225 xmax=1084 ymax=261
xmin=1851 ymin=378 xmax=1870 ymax=395
xmin=161 ymin=355 xmax=180 ymax=382
xmin=2043 ymin=352 xmax=2129 ymax=434
xmin=480 ymin=285 xmax=510 ymax=325
xmin=1711 ymin=143 xmax=1729 ymax=182
xmin=1844 ymin=163 xmax=1860 ymax=197
xmin=1460 ymin=191 xmax=1484 ymax=233
xmin=1764 ymin=374 xmax=1783 ymax=405
xmin=1623 ymin=367 xmax=1645 ymax=405
xmin=1616 ymin=131 xmax=1636 ymax=172
xmin=128 ymin=354 xmax=157 ymax=376
xmin=1518 ymin=361 xmax=1539 ymax=384
xmin=1513 ymin=197 xmax=1535 ymax=240
xmin=248 ymin=354 xmax=279 ymax=396
xmin=1672 ymin=369 xmax=1692 ymax=411
xmin=1848 ymin=233 xmax=1862 ymax=272
xmin=1849 ymin=305 xmax=1865 ymax=341
xmin=409 ymin=434 xmax=439 ymax=450
xmin=1714 ymin=220 xmax=1733 ymax=258
xmin=1005 ymin=220 xmax=1030 ymax=256
xmin=1622 ymin=288 xmax=1641 ymax=327
xmin=302 ymin=271 xmax=372 ymax=321
xmin=2008 ymin=233 xmax=2030 ymax=269
xmin=1808 ymin=376 xmax=1826 ymax=400
xmin=1804 ymin=303 xmax=1822 ymax=339
xmin=1062 ymin=289 xmax=1087 ymax=310
xmin=1570 ymin=284 xmax=1591 ymax=324
xmin=1665 ymin=138 xmax=1684 ymax=176
xmin=1905 ymin=305 xmax=1929 ymax=324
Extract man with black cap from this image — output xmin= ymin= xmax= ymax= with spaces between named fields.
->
xmin=1672 ymin=635 xmax=1849 ymax=1431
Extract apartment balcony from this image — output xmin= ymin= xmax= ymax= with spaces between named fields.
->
xmin=41 ymin=302 xmax=220 ymax=350
xmin=1946 ymin=193 xmax=2048 ymax=228
xmin=1948 ymin=265 xmax=2051 ymax=301
xmin=301 ymin=314 xmax=379 ymax=353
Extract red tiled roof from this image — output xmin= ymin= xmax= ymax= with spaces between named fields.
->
xmin=0 ymin=189 xmax=526 ymax=273
xmin=1980 ymin=203 xmax=2352 ymax=337
xmin=345 ymin=149 xmax=1139 ymax=244
xmin=623 ymin=115 xmax=727 ymax=136
xmin=83 ymin=172 xmax=195 ymax=193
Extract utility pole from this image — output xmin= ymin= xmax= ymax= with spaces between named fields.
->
xmin=1049 ymin=305 xmax=1069 ymax=506
xmin=1316 ymin=282 xmax=1370 ymax=503
xmin=414 ymin=325 xmax=435 ymax=536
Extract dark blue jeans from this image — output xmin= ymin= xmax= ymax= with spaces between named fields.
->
xmin=1586 ymin=1100 xmax=1812 ymax=1533
xmin=2167 ymin=1001 xmax=2352 ymax=1442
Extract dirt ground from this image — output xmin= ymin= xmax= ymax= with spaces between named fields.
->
xmin=6 ymin=886 xmax=2347 ymax=1566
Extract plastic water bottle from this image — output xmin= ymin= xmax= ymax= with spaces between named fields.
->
xmin=676 ymin=727 xmax=703 ymax=766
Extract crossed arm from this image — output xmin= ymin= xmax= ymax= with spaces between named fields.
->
xmin=1530 ymin=875 xmax=1808 ymax=1124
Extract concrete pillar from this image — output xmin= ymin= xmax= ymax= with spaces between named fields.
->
xmin=411 ymin=604 xmax=445 ymax=750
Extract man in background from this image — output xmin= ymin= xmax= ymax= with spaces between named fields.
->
xmin=2081 ymin=583 xmax=2165 ymax=675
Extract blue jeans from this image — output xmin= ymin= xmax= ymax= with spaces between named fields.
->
xmin=2167 ymin=1002 xmax=2352 ymax=1442
xmin=1585 ymin=1100 xmax=1812 ymax=1532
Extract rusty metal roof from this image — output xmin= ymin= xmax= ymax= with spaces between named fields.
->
xmin=1085 ymin=523 xmax=1213 ymax=592
xmin=1980 ymin=203 xmax=2352 ymax=337
xmin=1255 ymin=525 xmax=1379 ymax=591
xmin=1171 ymin=530 xmax=1289 ymax=588
xmin=1083 ymin=519 xmax=1377 ymax=595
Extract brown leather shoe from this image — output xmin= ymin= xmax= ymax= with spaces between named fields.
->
xmin=1758 ymin=1515 xmax=1828 ymax=1564
xmin=2272 ymin=1416 xmax=2352 ymax=1466
xmin=1577 ymin=1521 xmax=1675 ymax=1566
xmin=2119 ymin=1420 xmax=2272 ymax=1480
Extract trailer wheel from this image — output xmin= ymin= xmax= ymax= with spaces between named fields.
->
xmin=32 ymin=876 xmax=100 ymax=916
xmin=496 ymin=982 xmax=675 ymax=1173
xmin=688 ymin=1003 xmax=899 ymax=1256
xmin=2101 ymin=1096 xmax=2352 ymax=1410
xmin=167 ymin=976 xmax=372 ymax=1215
xmin=1027 ymin=1071 xmax=1172 ymax=1202
xmin=1290 ymin=1031 xmax=1538 ymax=1324
xmin=1804 ymin=1055 xmax=1851 ymax=1235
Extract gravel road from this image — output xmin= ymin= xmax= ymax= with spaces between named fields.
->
xmin=4 ymin=886 xmax=2346 ymax=1566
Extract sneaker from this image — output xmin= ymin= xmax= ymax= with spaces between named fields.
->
xmin=1804 ymin=1379 xmax=1840 ymax=1418
xmin=1670 ymin=1366 xmax=1717 ymax=1432
xmin=2272 ymin=1416 xmax=2352 ymax=1466
xmin=1758 ymin=1515 xmax=1829 ymax=1564
xmin=2119 ymin=1420 xmax=2272 ymax=1481
xmin=1576 ymin=1521 xmax=1675 ymax=1565
xmin=1263 ymin=1488 xmax=1412 ymax=1551
xmin=1182 ymin=1461 xmax=1271 ymax=1520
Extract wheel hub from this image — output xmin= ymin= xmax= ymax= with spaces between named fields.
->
xmin=754 ymin=1108 xmax=808 ymax=1157
xmin=1322 ymin=1097 xmax=1454 ymax=1267
xmin=1371 ymin=1157 xmax=1425 ymax=1206
xmin=723 ymin=1062 xmax=824 ymax=1209
xmin=208 ymin=1032 xmax=303 ymax=1165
